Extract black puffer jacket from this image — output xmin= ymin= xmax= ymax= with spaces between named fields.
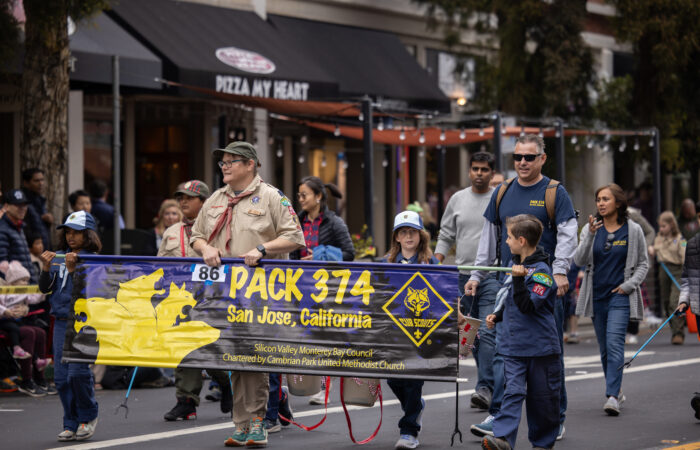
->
xmin=0 ymin=215 xmax=38 ymax=282
xmin=290 ymin=207 xmax=355 ymax=261
xmin=680 ymin=234 xmax=700 ymax=312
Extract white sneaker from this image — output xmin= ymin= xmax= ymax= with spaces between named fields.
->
xmin=309 ymin=389 xmax=329 ymax=405
xmin=57 ymin=429 xmax=75 ymax=441
xmin=75 ymin=417 xmax=98 ymax=441
xmin=604 ymin=396 xmax=620 ymax=416
xmin=627 ymin=335 xmax=638 ymax=345
xmin=395 ymin=434 xmax=419 ymax=449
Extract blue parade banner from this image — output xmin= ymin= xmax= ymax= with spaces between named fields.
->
xmin=63 ymin=255 xmax=459 ymax=381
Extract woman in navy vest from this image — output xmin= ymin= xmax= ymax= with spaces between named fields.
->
xmin=574 ymin=183 xmax=648 ymax=416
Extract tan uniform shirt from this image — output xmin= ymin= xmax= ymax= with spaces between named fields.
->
xmin=653 ymin=234 xmax=686 ymax=266
xmin=189 ymin=175 xmax=305 ymax=257
xmin=158 ymin=221 xmax=199 ymax=258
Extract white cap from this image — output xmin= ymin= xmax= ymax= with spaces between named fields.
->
xmin=393 ymin=210 xmax=424 ymax=232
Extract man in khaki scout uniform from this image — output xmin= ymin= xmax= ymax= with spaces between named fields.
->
xmin=190 ymin=142 xmax=305 ymax=448
xmin=160 ymin=180 xmax=233 ymax=422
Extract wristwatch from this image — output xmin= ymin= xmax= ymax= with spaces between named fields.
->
xmin=256 ymin=244 xmax=267 ymax=257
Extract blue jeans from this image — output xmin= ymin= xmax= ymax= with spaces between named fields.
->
xmin=459 ymin=273 xmax=499 ymax=393
xmin=387 ymin=379 xmax=424 ymax=437
xmin=492 ymin=355 xmax=561 ymax=449
xmin=489 ymin=325 xmax=504 ymax=416
xmin=266 ymin=373 xmax=281 ymax=422
xmin=592 ymin=293 xmax=630 ymax=398
xmin=53 ymin=320 xmax=98 ymax=432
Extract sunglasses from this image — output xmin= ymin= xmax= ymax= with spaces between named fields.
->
xmin=513 ymin=153 xmax=541 ymax=162
xmin=604 ymin=233 xmax=616 ymax=251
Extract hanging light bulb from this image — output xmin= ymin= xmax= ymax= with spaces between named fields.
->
xmin=382 ymin=159 xmax=389 ymax=168
xmin=298 ymin=154 xmax=305 ymax=164
xmin=343 ymin=160 xmax=349 ymax=170
xmin=439 ymin=129 xmax=446 ymax=141
xmin=602 ymin=143 xmax=610 ymax=152
xmin=334 ymin=124 xmax=340 ymax=137
xmin=377 ymin=117 xmax=384 ymax=131
xmin=400 ymin=154 xmax=406 ymax=164
xmin=300 ymin=135 xmax=308 ymax=144
xmin=387 ymin=119 xmax=394 ymax=130
xmin=399 ymin=127 xmax=406 ymax=141
xmin=574 ymin=145 xmax=580 ymax=152
xmin=321 ymin=156 xmax=327 ymax=168
xmin=419 ymin=130 xmax=426 ymax=144
xmin=418 ymin=149 xmax=425 ymax=158
xmin=520 ymin=125 xmax=525 ymax=137
xmin=570 ymin=135 xmax=578 ymax=145
xmin=459 ymin=127 xmax=466 ymax=140
xmin=276 ymin=146 xmax=283 ymax=158
xmin=634 ymin=138 xmax=640 ymax=151
xmin=648 ymin=132 xmax=655 ymax=148
xmin=538 ymin=127 xmax=544 ymax=138
xmin=361 ymin=163 xmax=365 ymax=169
xmin=501 ymin=123 xmax=506 ymax=135
xmin=555 ymin=127 xmax=561 ymax=138
xmin=358 ymin=112 xmax=364 ymax=122
xmin=478 ymin=125 xmax=485 ymax=137
xmin=619 ymin=138 xmax=627 ymax=152
xmin=586 ymin=137 xmax=594 ymax=149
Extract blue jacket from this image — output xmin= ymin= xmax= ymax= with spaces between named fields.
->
xmin=0 ymin=215 xmax=38 ymax=283
xmin=496 ymin=248 xmax=561 ymax=357
xmin=38 ymin=250 xmax=85 ymax=319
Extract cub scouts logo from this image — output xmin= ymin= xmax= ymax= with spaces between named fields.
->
xmin=383 ymin=272 xmax=453 ymax=347
xmin=404 ymin=287 xmax=430 ymax=317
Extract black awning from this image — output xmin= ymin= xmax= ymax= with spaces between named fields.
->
xmin=109 ymin=0 xmax=449 ymax=109
xmin=70 ymin=13 xmax=161 ymax=89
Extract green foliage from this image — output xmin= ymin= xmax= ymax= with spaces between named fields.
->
xmin=414 ymin=0 xmax=593 ymax=118
xmin=23 ymin=0 xmax=110 ymax=50
xmin=0 ymin=0 xmax=19 ymax=65
xmin=594 ymin=76 xmax=634 ymax=129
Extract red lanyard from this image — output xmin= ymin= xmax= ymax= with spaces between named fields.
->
xmin=179 ymin=225 xmax=186 ymax=257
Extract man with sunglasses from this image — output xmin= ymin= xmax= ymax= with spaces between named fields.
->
xmin=465 ymin=135 xmax=578 ymax=444
xmin=190 ymin=141 xmax=305 ymax=448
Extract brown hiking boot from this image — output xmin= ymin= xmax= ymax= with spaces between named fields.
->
xmin=672 ymin=335 xmax=684 ymax=345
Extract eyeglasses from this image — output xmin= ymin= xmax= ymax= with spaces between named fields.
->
xmin=217 ymin=159 xmax=244 ymax=168
xmin=513 ymin=153 xmax=541 ymax=162
xmin=297 ymin=192 xmax=309 ymax=200
xmin=604 ymin=233 xmax=616 ymax=251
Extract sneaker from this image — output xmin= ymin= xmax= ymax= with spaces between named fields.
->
xmin=470 ymin=387 xmax=492 ymax=410
xmin=17 ymin=380 xmax=47 ymax=398
xmin=691 ymin=393 xmax=700 ymax=420
xmin=246 ymin=417 xmax=268 ymax=448
xmin=481 ymin=435 xmax=512 ymax=450
xmin=566 ymin=333 xmax=579 ymax=344
xmin=556 ymin=423 xmax=565 ymax=441
xmin=57 ymin=429 xmax=76 ymax=441
xmin=12 ymin=346 xmax=31 ymax=359
xmin=224 ymin=426 xmax=248 ymax=447
xmin=206 ymin=383 xmax=222 ymax=402
xmin=263 ymin=418 xmax=281 ymax=433
xmin=0 ymin=377 xmax=18 ymax=393
xmin=220 ymin=378 xmax=233 ymax=414
xmin=628 ymin=334 xmax=638 ymax=345
xmin=395 ymin=434 xmax=420 ymax=449
xmin=278 ymin=386 xmax=294 ymax=426
xmin=164 ymin=397 xmax=197 ymax=421
xmin=309 ymin=388 xmax=329 ymax=405
xmin=75 ymin=417 xmax=98 ymax=441
xmin=618 ymin=391 xmax=626 ymax=405
xmin=471 ymin=415 xmax=495 ymax=437
xmin=416 ymin=398 xmax=425 ymax=428
xmin=604 ymin=396 xmax=620 ymax=416
xmin=37 ymin=381 xmax=58 ymax=395
xmin=35 ymin=358 xmax=49 ymax=371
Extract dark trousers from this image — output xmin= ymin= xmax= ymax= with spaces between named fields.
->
xmin=174 ymin=367 xmax=229 ymax=406
xmin=0 ymin=319 xmax=21 ymax=347
xmin=387 ymin=378 xmax=424 ymax=437
xmin=493 ymin=354 xmax=561 ymax=449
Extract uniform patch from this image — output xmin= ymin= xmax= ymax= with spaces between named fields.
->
xmin=532 ymin=283 xmax=547 ymax=296
xmin=251 ymin=196 xmax=260 ymax=204
xmin=287 ymin=205 xmax=297 ymax=216
xmin=531 ymin=273 xmax=553 ymax=287
xmin=247 ymin=209 xmax=264 ymax=216
xmin=280 ymin=197 xmax=291 ymax=207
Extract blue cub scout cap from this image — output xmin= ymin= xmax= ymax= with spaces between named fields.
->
xmin=57 ymin=210 xmax=97 ymax=232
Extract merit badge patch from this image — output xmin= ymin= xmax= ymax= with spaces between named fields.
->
xmin=531 ymin=273 xmax=553 ymax=287
xmin=532 ymin=283 xmax=547 ymax=296
xmin=280 ymin=197 xmax=291 ymax=207
xmin=287 ymin=205 xmax=297 ymax=216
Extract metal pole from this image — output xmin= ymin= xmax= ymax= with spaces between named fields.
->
xmin=112 ymin=55 xmax=121 ymax=255
xmin=652 ymin=127 xmax=661 ymax=226
xmin=492 ymin=112 xmax=502 ymax=172
xmin=362 ymin=97 xmax=374 ymax=241
xmin=555 ymin=120 xmax=566 ymax=186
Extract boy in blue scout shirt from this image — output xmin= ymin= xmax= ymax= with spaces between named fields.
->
xmin=482 ymin=214 xmax=561 ymax=450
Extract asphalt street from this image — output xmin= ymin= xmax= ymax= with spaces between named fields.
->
xmin=2 ymin=326 xmax=700 ymax=450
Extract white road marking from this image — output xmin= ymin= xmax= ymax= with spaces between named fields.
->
xmin=46 ymin=355 xmax=700 ymax=450
xmin=0 ymin=409 xmax=23 ymax=412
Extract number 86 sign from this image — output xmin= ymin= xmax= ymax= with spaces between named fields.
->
xmin=191 ymin=264 xmax=227 ymax=283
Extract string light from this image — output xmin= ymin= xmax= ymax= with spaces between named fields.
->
xmin=334 ymin=124 xmax=340 ymax=137
xmin=377 ymin=118 xmax=384 ymax=131
xmin=648 ymin=131 xmax=655 ymax=148
xmin=520 ymin=125 xmax=525 ymax=137
xmin=501 ymin=123 xmax=506 ymax=135
xmin=358 ymin=112 xmax=364 ymax=122
xmin=602 ymin=143 xmax=610 ymax=152
xmin=298 ymin=154 xmax=305 ymax=164
xmin=555 ymin=127 xmax=561 ymax=138
xmin=439 ymin=129 xmax=446 ymax=141
xmin=418 ymin=149 xmax=425 ymax=158
xmin=419 ymin=130 xmax=426 ymax=144
xmin=382 ymin=159 xmax=389 ymax=168
xmin=400 ymin=154 xmax=406 ymax=164
xmin=478 ymin=125 xmax=485 ymax=137
xmin=618 ymin=137 xmax=626 ymax=153
xmin=276 ymin=146 xmax=283 ymax=158
xmin=634 ymin=138 xmax=640 ymax=151
xmin=459 ymin=127 xmax=466 ymax=140
xmin=586 ymin=137 xmax=594 ymax=149
xmin=571 ymin=135 xmax=578 ymax=145
xmin=321 ymin=156 xmax=327 ymax=168
xmin=399 ymin=127 xmax=406 ymax=141
xmin=574 ymin=145 xmax=580 ymax=152
xmin=300 ymin=135 xmax=308 ymax=144
xmin=538 ymin=127 xmax=544 ymax=138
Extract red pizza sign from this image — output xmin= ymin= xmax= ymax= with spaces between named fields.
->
xmin=215 ymin=47 xmax=276 ymax=74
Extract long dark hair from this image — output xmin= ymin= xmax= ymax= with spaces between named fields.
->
xmin=59 ymin=229 xmax=102 ymax=253
xmin=595 ymin=183 xmax=628 ymax=224
xmin=297 ymin=176 xmax=342 ymax=210
xmin=386 ymin=228 xmax=434 ymax=264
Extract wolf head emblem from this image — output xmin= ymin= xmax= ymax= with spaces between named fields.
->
xmin=404 ymin=287 xmax=430 ymax=317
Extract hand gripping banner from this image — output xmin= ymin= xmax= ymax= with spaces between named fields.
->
xmin=63 ymin=255 xmax=459 ymax=381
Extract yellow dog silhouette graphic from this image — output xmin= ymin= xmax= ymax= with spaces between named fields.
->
xmin=73 ymin=269 xmax=220 ymax=367
xmin=404 ymin=287 xmax=430 ymax=317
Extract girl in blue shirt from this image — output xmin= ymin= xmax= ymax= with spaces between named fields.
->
xmin=38 ymin=211 xmax=101 ymax=442
xmin=382 ymin=210 xmax=438 ymax=450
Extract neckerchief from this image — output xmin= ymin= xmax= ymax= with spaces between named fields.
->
xmin=208 ymin=185 xmax=257 ymax=252
xmin=182 ymin=217 xmax=196 ymax=240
